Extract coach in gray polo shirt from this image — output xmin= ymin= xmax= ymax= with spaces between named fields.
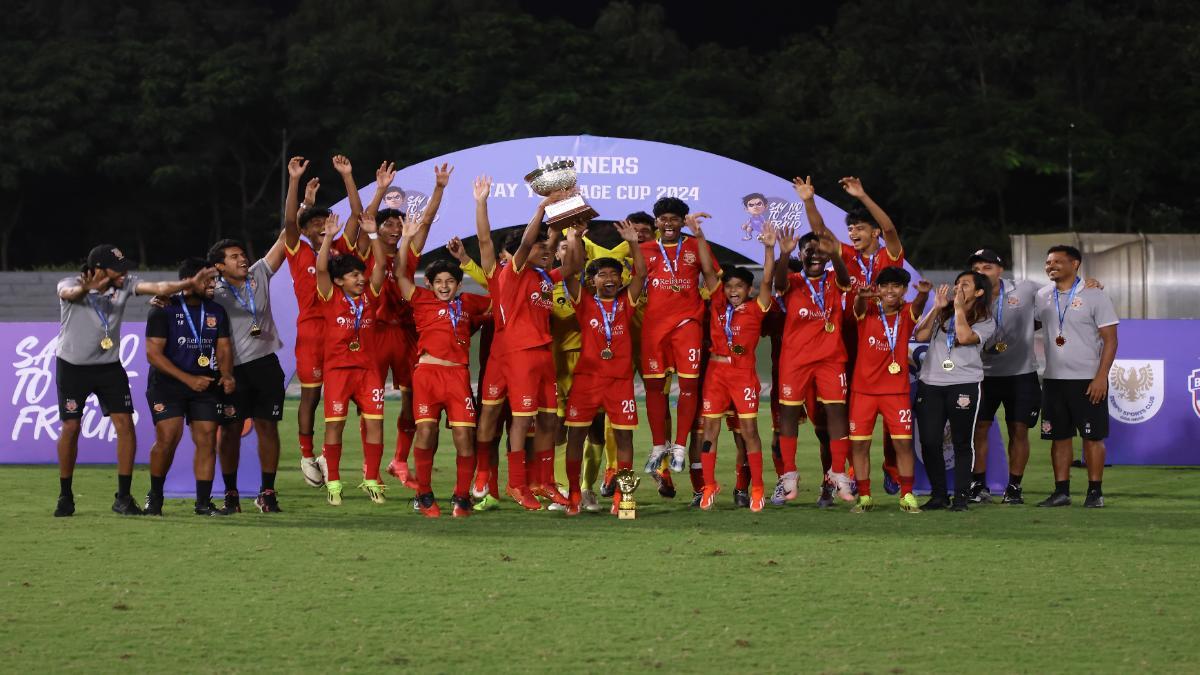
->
xmin=54 ymin=244 xmax=213 ymax=517
xmin=1034 ymin=245 xmax=1118 ymax=508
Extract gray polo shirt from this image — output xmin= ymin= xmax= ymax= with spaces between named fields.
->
xmin=981 ymin=278 xmax=1040 ymax=377
xmin=919 ymin=315 xmax=995 ymax=385
xmin=213 ymin=259 xmax=282 ymax=366
xmin=1035 ymin=283 xmax=1119 ymax=380
xmin=55 ymin=274 xmax=142 ymax=366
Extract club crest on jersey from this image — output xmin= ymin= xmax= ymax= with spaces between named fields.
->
xmin=64 ymin=399 xmax=78 ymax=412
xmin=224 ymin=405 xmax=237 ymax=416
xmin=205 ymin=315 xmax=218 ymax=328
xmin=1007 ymin=295 xmax=1020 ymax=306
xmin=956 ymin=394 xmax=972 ymax=409
xmin=683 ymin=252 xmax=696 ymax=265
xmin=1070 ymin=298 xmax=1084 ymax=309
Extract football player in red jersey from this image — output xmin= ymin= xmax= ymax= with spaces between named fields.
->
xmin=562 ymin=219 xmax=647 ymax=516
xmin=313 ymin=214 xmax=388 ymax=506
xmin=394 ymin=217 xmax=491 ymax=518
xmin=697 ymin=223 xmax=778 ymax=512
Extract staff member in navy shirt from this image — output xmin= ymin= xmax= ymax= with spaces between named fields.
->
xmin=142 ymin=258 xmax=236 ymax=516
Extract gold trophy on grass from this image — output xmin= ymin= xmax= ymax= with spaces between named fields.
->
xmin=614 ymin=468 xmax=641 ymax=520
xmin=524 ymin=160 xmax=599 ymax=227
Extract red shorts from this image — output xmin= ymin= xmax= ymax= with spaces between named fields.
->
xmin=294 ymin=320 xmax=324 ymax=387
xmin=502 ymin=346 xmax=557 ymax=416
xmin=701 ymin=362 xmax=761 ymax=419
xmin=323 ymin=367 xmax=384 ymax=422
xmin=641 ymin=320 xmax=702 ymax=379
xmin=778 ymin=360 xmax=847 ymax=407
xmin=413 ymin=363 xmax=477 ymax=427
xmin=372 ymin=322 xmax=416 ymax=391
xmin=565 ymin=373 xmax=637 ymax=430
xmin=480 ymin=355 xmax=508 ymax=406
xmin=849 ymin=392 xmax=913 ymax=440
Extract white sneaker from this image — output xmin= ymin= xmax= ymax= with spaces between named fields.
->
xmin=780 ymin=471 xmax=799 ymax=501
xmin=316 ymin=454 xmax=329 ymax=482
xmin=581 ymin=490 xmax=601 ymax=512
xmin=547 ymin=502 xmax=567 ymax=512
xmin=827 ymin=470 xmax=855 ymax=502
xmin=300 ymin=456 xmax=325 ymax=487
xmin=668 ymin=443 xmax=688 ymax=473
xmin=643 ymin=444 xmax=669 ymax=474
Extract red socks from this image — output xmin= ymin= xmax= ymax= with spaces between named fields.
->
xmin=645 ymin=380 xmax=669 ymax=446
xmin=299 ymin=433 xmax=315 ymax=459
xmin=830 ymin=437 xmax=850 ymax=473
xmin=858 ymin=478 xmax=872 ymax=497
xmin=674 ymin=378 xmax=700 ymax=447
xmin=747 ymin=452 xmax=764 ymax=489
xmin=535 ymin=450 xmax=555 ymax=486
xmin=414 ymin=447 xmax=435 ymax=493
xmin=362 ymin=442 xmax=383 ymax=480
xmin=454 ymin=454 xmax=473 ymax=498
xmin=735 ymin=462 xmax=750 ymax=491
xmin=506 ymin=450 xmax=526 ymax=489
xmin=689 ymin=464 xmax=704 ymax=492
xmin=566 ymin=458 xmax=582 ymax=496
xmin=323 ymin=443 xmax=342 ymax=481
xmin=700 ymin=452 xmax=717 ymax=488
xmin=779 ymin=435 xmax=798 ymax=473
xmin=900 ymin=475 xmax=914 ymax=495
xmin=394 ymin=417 xmax=414 ymax=463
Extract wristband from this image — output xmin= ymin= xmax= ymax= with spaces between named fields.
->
xmin=367 ymin=233 xmax=378 ymax=240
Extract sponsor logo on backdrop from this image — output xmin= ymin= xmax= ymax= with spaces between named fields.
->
xmin=1108 ymin=360 xmax=1163 ymax=424
xmin=10 ymin=335 xmax=141 ymax=442
xmin=1188 ymin=369 xmax=1200 ymax=420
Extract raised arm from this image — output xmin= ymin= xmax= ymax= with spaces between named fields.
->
xmin=853 ymin=285 xmax=877 ymax=319
xmin=410 ymin=163 xmax=452 ymax=253
xmin=914 ymin=284 xmax=949 ymax=342
xmin=613 ymin=219 xmax=646 ymax=302
xmin=911 ymin=279 xmax=932 ymax=318
xmin=559 ymin=224 xmax=583 ymax=280
xmin=333 ymin=155 xmax=365 ymax=249
xmin=775 ymin=225 xmax=798 ymax=293
xmin=358 ymin=161 xmax=397 ymax=255
xmin=394 ymin=214 xmax=422 ymax=300
xmin=817 ymin=230 xmax=852 ymax=289
xmin=513 ymin=195 xmax=554 ymax=270
xmin=793 ymin=176 xmax=829 ymax=239
xmin=951 ymin=285 xmax=980 ymax=345
xmin=315 ymin=213 xmax=341 ymax=298
xmin=840 ymin=176 xmax=901 ymax=260
xmin=473 ymin=175 xmax=497 ymax=272
xmin=262 ymin=227 xmax=287 ymax=273
xmin=283 ymin=156 xmax=309 ymax=250
xmin=134 ymin=268 xmax=217 ymax=298
xmin=757 ymin=222 xmax=777 ymax=308
xmin=686 ymin=212 xmax=720 ymax=292
xmin=58 ymin=269 xmax=110 ymax=302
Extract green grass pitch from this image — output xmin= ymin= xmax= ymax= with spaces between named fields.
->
xmin=3 ymin=401 xmax=1198 ymax=673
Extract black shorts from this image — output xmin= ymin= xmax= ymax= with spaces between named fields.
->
xmin=56 ymin=358 xmax=133 ymax=420
xmin=980 ymin=372 xmax=1041 ymax=427
xmin=221 ymin=354 xmax=285 ymax=423
xmin=146 ymin=375 xmax=222 ymax=424
xmin=1040 ymin=378 xmax=1108 ymax=441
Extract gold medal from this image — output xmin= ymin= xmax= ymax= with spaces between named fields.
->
xmin=600 ymin=348 xmax=614 ymax=360
xmin=887 ymin=361 xmax=901 ymax=375
xmin=99 ymin=336 xmax=114 ymax=351
xmin=731 ymin=344 xmax=746 ymax=356
xmin=1055 ymin=335 xmax=1066 ymax=347
xmin=995 ymin=341 xmax=1008 ymax=353
xmin=941 ymin=359 xmax=955 ymax=372
xmin=348 ymin=340 xmax=361 ymax=352
xmin=249 ymin=324 xmax=262 ymax=337
xmin=197 ymin=355 xmax=211 ymax=368
xmin=824 ymin=321 xmax=836 ymax=333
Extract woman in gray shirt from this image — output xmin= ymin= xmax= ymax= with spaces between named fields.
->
xmin=913 ymin=271 xmax=995 ymax=511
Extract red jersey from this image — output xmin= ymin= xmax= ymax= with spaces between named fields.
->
xmin=840 ymin=242 xmax=905 ymax=290
xmin=318 ymin=284 xmax=380 ymax=370
xmin=284 ymin=239 xmax=321 ymax=325
xmin=409 ymin=288 xmax=489 ymax=365
xmin=574 ymin=287 xmax=637 ymax=379
xmin=495 ymin=262 xmax=562 ymax=355
xmin=708 ymin=292 xmax=770 ymax=370
xmin=365 ymin=245 xmax=420 ymax=327
xmin=852 ymin=301 xmax=918 ymax=395
xmin=640 ymin=237 xmax=713 ymax=330
xmin=780 ymin=270 xmax=849 ymax=367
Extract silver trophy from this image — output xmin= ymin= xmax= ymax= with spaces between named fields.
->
xmin=523 ymin=160 xmax=598 ymax=227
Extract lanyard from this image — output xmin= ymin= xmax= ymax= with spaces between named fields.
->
xmin=723 ymin=304 xmax=736 ymax=348
xmin=224 ymin=278 xmax=257 ymax=323
xmin=878 ymin=301 xmax=899 ymax=355
xmin=447 ymin=297 xmax=463 ymax=336
xmin=944 ymin=319 xmax=956 ymax=353
xmin=593 ymin=294 xmax=615 ymax=346
xmin=857 ymin=251 xmax=877 ymax=285
xmin=343 ymin=290 xmax=364 ymax=334
xmin=534 ymin=267 xmax=554 ymax=293
xmin=180 ymin=299 xmax=209 ymax=354
xmin=85 ymin=293 xmax=111 ymax=336
xmin=1053 ymin=277 xmax=1081 ymax=336
xmin=656 ymin=239 xmax=684 ymax=280
xmin=994 ymin=280 xmax=1006 ymax=332
xmin=804 ymin=274 xmax=827 ymax=317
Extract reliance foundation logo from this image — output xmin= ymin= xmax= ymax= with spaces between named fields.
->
xmin=1107 ymin=359 xmax=1164 ymax=424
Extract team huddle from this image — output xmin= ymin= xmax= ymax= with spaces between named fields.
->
xmin=51 ymin=155 xmax=1120 ymax=519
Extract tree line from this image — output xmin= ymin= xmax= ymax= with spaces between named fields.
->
xmin=2 ymin=0 xmax=1196 ymax=270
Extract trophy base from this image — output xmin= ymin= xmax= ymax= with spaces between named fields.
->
xmin=618 ymin=501 xmax=636 ymax=520
xmin=545 ymin=195 xmax=598 ymax=226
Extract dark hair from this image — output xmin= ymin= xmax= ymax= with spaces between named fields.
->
xmin=503 ymin=228 xmax=547 ymax=255
xmin=937 ymin=270 xmax=992 ymax=327
xmin=1047 ymin=244 xmax=1082 ymax=262
xmin=876 ymin=266 xmax=911 ymax=287
xmin=722 ymin=266 xmax=754 ymax=287
xmin=586 ymin=257 xmax=623 ymax=279
xmin=328 ymin=253 xmax=366 ymax=280
xmin=652 ymin=197 xmax=689 ymax=219
xmin=384 ymin=186 xmax=405 ymax=197
xmin=424 ymin=259 xmax=463 ymax=283
xmin=377 ymin=208 xmax=406 ymax=223
xmin=845 ymin=207 xmax=878 ymax=230
xmin=626 ymin=211 xmax=654 ymax=227
xmin=298 ymin=208 xmax=331 ymax=229
xmin=742 ymin=193 xmax=767 ymax=207
xmin=177 ymin=257 xmax=211 ymax=280
xmin=206 ymin=239 xmax=245 ymax=266
xmin=798 ymin=232 xmax=820 ymax=248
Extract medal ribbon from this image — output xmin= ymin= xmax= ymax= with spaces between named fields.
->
xmin=944 ymin=318 xmax=956 ymax=354
xmin=447 ymin=297 xmax=463 ymax=339
xmin=534 ymin=267 xmax=554 ymax=297
xmin=655 ymin=238 xmax=684 ymax=287
xmin=224 ymin=278 xmax=258 ymax=325
xmin=85 ymin=293 xmax=111 ymax=339
xmin=878 ymin=300 xmax=899 ymax=359
xmin=180 ymin=299 xmax=214 ymax=367
xmin=723 ymin=304 xmax=736 ymax=351
xmin=857 ymin=251 xmax=877 ymax=285
xmin=1053 ymin=277 xmax=1080 ymax=338
xmin=804 ymin=274 xmax=828 ymax=321
xmin=343 ymin=290 xmax=364 ymax=340
xmin=593 ymin=294 xmax=615 ymax=348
